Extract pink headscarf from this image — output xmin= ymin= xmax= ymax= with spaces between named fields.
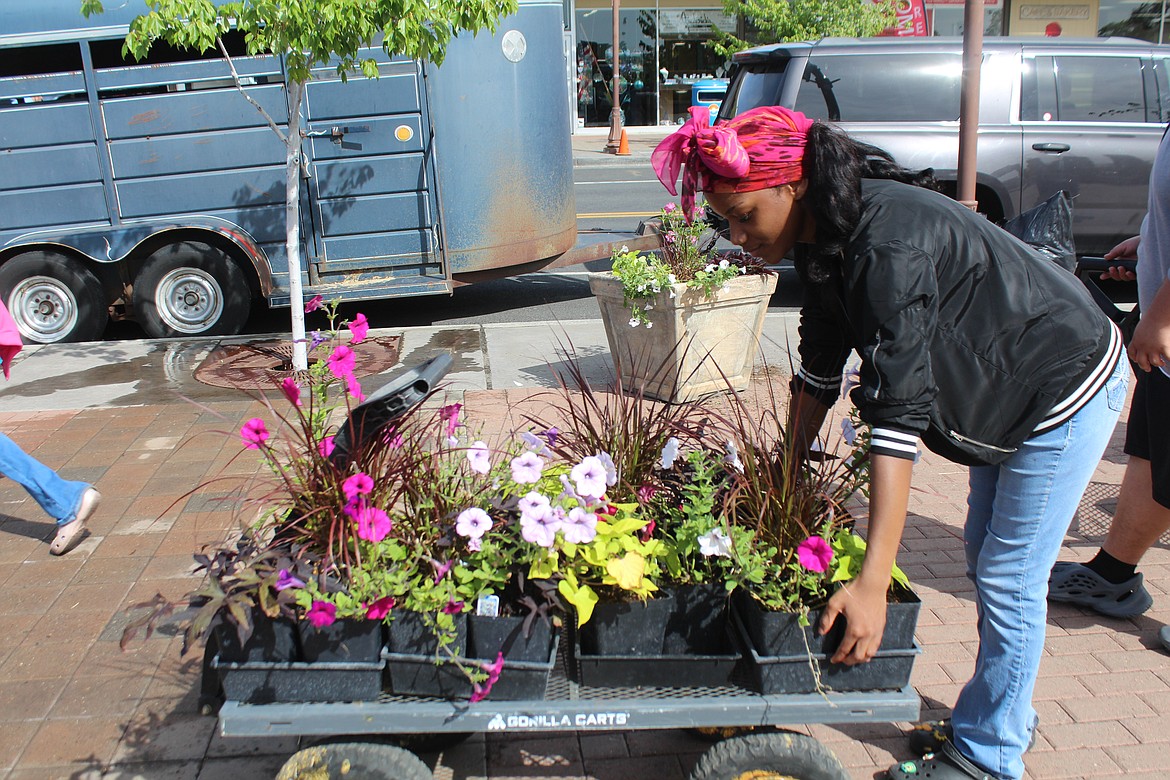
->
xmin=652 ymin=105 xmax=815 ymax=220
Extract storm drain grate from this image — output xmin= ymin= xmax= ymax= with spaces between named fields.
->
xmin=1075 ymin=479 xmax=1170 ymax=546
xmin=193 ymin=336 xmax=401 ymax=390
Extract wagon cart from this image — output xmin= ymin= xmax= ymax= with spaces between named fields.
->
xmin=215 ymin=638 xmax=920 ymax=780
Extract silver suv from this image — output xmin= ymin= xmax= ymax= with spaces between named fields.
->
xmin=721 ymin=37 xmax=1170 ymax=257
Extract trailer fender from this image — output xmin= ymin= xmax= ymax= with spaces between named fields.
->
xmin=1 ymin=217 xmax=273 ymax=297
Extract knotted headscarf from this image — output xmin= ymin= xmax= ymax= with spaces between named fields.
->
xmin=652 ymin=105 xmax=815 ymax=220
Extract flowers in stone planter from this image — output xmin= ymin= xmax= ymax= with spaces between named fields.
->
xmin=609 ymin=201 xmax=769 ymax=326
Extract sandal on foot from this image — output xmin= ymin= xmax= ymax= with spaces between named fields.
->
xmin=49 ymin=488 xmax=99 ymax=556
xmin=1047 ymin=561 xmax=1152 ymax=617
xmin=889 ymin=743 xmax=997 ymax=780
xmin=908 ymin=718 xmax=1037 ymax=757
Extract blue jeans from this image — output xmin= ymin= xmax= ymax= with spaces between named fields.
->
xmin=953 ymin=356 xmax=1129 ymax=780
xmin=0 ymin=432 xmax=91 ymax=525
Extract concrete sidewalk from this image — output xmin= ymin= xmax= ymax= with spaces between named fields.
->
xmin=0 ymin=316 xmax=1165 ymax=780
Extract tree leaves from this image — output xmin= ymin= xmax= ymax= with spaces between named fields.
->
xmin=711 ymin=0 xmax=897 ymax=58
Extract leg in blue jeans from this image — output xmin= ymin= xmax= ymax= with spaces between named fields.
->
xmin=0 ymin=432 xmax=90 ymax=525
xmin=954 ymin=358 xmax=1129 ymax=779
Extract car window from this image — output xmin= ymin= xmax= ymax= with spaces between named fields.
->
xmin=1053 ymin=56 xmax=1145 ymax=122
xmin=1155 ymin=58 xmax=1170 ymax=123
xmin=794 ymin=53 xmax=961 ymax=122
xmin=721 ymin=63 xmax=787 ymax=118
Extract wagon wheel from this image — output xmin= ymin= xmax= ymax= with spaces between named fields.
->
xmin=688 ymin=731 xmax=848 ymax=780
xmin=276 ymin=741 xmax=432 ymax=780
xmin=688 ymin=725 xmax=767 ymax=742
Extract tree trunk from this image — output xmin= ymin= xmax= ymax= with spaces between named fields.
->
xmin=285 ymin=80 xmax=309 ymax=371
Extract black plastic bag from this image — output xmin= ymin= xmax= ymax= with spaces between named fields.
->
xmin=1001 ymin=190 xmax=1077 ymax=272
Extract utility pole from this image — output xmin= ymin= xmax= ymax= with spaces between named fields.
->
xmin=605 ymin=0 xmax=623 ymax=153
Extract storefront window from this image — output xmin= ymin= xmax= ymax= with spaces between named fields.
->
xmin=1098 ymin=0 xmax=1169 ymax=42
xmin=575 ymin=6 xmax=658 ymax=127
xmin=927 ymin=3 xmax=1005 ymax=36
xmin=657 ymin=9 xmax=736 ymax=125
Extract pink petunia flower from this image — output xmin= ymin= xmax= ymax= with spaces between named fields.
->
xmin=327 ymin=345 xmax=356 ymax=379
xmin=663 ymin=202 xmax=677 ymax=213
xmin=797 ymin=535 xmax=835 ymax=573
xmin=240 ymin=418 xmax=269 ymax=449
xmin=354 ymin=505 xmax=392 ymax=543
xmin=456 ymin=507 xmax=493 ymax=540
xmin=306 ymin=601 xmax=337 ymax=628
xmin=470 ymin=652 xmax=506 ymax=702
xmin=442 ymin=599 xmax=464 ymax=615
xmin=432 ymin=559 xmax=453 ymax=583
xmin=345 ymin=372 xmax=365 ymax=402
xmin=318 ymin=436 xmax=336 ymax=458
xmin=510 ymin=451 xmax=544 ymax=484
xmin=347 ymin=312 xmax=369 ymax=345
xmin=280 ymin=377 xmax=302 ymax=408
xmin=304 ymin=295 xmax=324 ymax=313
xmin=440 ymin=403 xmax=462 ymax=438
xmin=365 ymin=595 xmax=395 ymax=621
xmin=343 ymin=472 xmax=374 ymax=501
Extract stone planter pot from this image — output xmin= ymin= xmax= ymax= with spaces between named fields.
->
xmin=589 ymin=271 xmax=778 ymax=403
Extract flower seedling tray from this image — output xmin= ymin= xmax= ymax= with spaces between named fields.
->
xmin=731 ymin=613 xmax=920 ymax=695
xmin=212 ymin=655 xmax=385 ymax=704
xmin=382 ymin=634 xmax=558 ymax=701
xmin=572 ymin=625 xmax=742 ymax=689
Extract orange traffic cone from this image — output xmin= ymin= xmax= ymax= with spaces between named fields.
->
xmin=617 ymin=128 xmax=631 ymax=156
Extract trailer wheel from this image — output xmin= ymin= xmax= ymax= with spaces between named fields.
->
xmin=134 ymin=242 xmax=250 ymax=338
xmin=0 ymin=252 xmax=108 ymax=343
xmin=688 ymin=732 xmax=848 ymax=780
xmin=276 ymin=742 xmax=433 ymax=780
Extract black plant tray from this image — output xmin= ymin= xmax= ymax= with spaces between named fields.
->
xmin=732 ymin=613 xmax=919 ymax=695
xmin=382 ymin=634 xmax=558 ymax=701
xmin=212 ymin=655 xmax=384 ymax=704
xmin=572 ymin=627 xmax=742 ymax=689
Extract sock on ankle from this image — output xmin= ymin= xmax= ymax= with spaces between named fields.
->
xmin=1085 ymin=550 xmax=1139 ymax=585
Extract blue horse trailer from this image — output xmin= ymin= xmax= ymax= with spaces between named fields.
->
xmin=0 ymin=0 xmax=604 ymax=343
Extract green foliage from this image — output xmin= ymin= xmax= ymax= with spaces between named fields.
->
xmin=709 ymin=0 xmax=896 ymax=58
xmin=611 ymin=202 xmax=762 ymax=327
xmin=81 ymin=0 xmax=520 ymax=81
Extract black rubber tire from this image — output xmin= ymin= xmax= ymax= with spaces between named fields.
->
xmin=387 ymin=732 xmax=474 ymax=753
xmin=134 ymin=241 xmax=250 ymax=338
xmin=0 ymin=251 xmax=108 ymax=343
xmin=276 ymin=742 xmax=433 ymax=780
xmin=688 ymin=732 xmax=849 ymax=780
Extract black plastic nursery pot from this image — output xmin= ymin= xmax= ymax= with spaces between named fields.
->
xmin=298 ymin=617 xmax=383 ymax=663
xmin=214 ymin=614 xmax=301 ymax=663
xmin=662 ymin=583 xmax=731 ymax=655
xmin=387 ymin=610 xmax=468 ymax=657
xmin=733 ymin=585 xmax=921 ymax=657
xmin=469 ymin=613 xmax=555 ymax=663
xmin=382 ymin=633 xmax=559 ymax=700
xmin=572 ymin=621 xmax=742 ymax=689
xmin=577 ymin=592 xmax=674 ymax=656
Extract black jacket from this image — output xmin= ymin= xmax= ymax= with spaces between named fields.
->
xmin=793 ymin=179 xmax=1118 ymax=467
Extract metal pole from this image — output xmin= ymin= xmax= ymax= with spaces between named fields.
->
xmin=957 ymin=0 xmax=984 ymax=211
xmin=605 ymin=0 xmax=623 ymax=152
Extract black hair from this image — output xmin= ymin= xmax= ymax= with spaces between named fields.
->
xmin=796 ymin=121 xmax=937 ymax=285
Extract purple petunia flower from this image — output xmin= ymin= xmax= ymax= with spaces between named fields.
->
xmin=570 ymin=456 xmax=607 ymax=499
xmin=510 ymin=451 xmax=544 ymax=484
xmin=467 ymin=441 xmax=492 ymax=474
xmin=275 ymin=569 xmax=305 ymax=591
xmin=442 ymin=599 xmax=464 ymax=615
xmin=561 ymin=506 xmax=598 ymax=545
xmin=304 ymin=295 xmax=324 ymax=313
xmin=456 ymin=507 xmax=492 ymax=540
xmin=365 ymin=595 xmax=395 ymax=621
xmin=470 ymin=652 xmax=506 ymax=702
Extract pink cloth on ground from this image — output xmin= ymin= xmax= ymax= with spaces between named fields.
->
xmin=0 ymin=301 xmax=24 ymax=380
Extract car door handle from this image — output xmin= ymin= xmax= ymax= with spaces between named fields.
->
xmin=1032 ymin=142 xmax=1071 ymax=153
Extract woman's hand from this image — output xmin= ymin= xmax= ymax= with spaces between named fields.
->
xmin=820 ymin=573 xmax=889 ymax=665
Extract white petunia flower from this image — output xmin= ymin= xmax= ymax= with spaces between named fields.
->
xmin=698 ymin=528 xmax=734 ymax=558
